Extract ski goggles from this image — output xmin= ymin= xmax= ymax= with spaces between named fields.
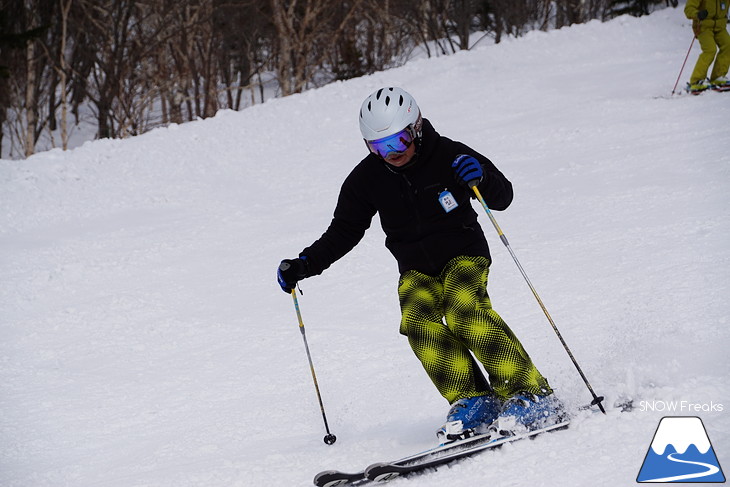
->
xmin=365 ymin=127 xmax=415 ymax=158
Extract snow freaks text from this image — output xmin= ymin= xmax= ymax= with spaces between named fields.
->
xmin=639 ymin=401 xmax=724 ymax=413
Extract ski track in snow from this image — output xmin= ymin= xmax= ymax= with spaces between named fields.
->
xmin=1 ymin=6 xmax=729 ymax=487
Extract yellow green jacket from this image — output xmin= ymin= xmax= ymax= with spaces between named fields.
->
xmin=685 ymin=0 xmax=729 ymax=31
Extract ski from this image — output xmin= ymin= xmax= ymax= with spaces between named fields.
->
xmin=313 ymin=429 xmax=500 ymax=486
xmin=313 ymin=420 xmax=569 ymax=486
xmin=364 ymin=420 xmax=570 ymax=482
xmin=686 ymin=84 xmax=730 ymax=95
xmin=663 ymin=82 xmax=730 ymax=97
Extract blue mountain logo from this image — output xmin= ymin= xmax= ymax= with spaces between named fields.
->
xmin=637 ymin=416 xmax=725 ymax=483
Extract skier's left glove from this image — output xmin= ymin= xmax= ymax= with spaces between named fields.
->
xmin=277 ymin=257 xmax=309 ymax=293
xmin=452 ymin=154 xmax=483 ymax=186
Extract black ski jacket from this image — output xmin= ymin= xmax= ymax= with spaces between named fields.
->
xmin=301 ymin=119 xmax=513 ymax=277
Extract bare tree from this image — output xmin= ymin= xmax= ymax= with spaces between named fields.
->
xmin=351 ymin=0 xmax=416 ymax=73
xmin=72 ymin=0 xmax=137 ymax=139
xmin=212 ymin=0 xmax=273 ymax=109
xmin=6 ymin=0 xmax=55 ymax=158
xmin=73 ymin=0 xmax=177 ymax=138
xmin=24 ymin=17 xmax=37 ymax=157
xmin=57 ymin=0 xmax=73 ymax=150
xmin=269 ymin=0 xmax=363 ymax=95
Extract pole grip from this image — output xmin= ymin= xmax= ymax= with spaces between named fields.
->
xmin=291 ymin=288 xmax=305 ymax=330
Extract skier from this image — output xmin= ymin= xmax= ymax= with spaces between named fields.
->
xmin=277 ymin=87 xmax=563 ymax=442
xmin=685 ymin=0 xmax=730 ymax=93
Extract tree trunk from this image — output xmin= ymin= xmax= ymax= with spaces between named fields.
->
xmin=25 ymin=39 xmax=37 ymax=157
xmin=59 ymin=0 xmax=72 ymax=150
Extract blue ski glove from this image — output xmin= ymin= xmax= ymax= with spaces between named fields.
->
xmin=277 ymin=257 xmax=309 ymax=293
xmin=452 ymin=154 xmax=483 ymax=187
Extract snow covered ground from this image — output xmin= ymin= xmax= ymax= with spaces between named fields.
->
xmin=2 ymin=6 xmax=728 ymax=487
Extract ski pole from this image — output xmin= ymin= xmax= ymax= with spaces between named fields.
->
xmin=288 ymin=285 xmax=337 ymax=444
xmin=671 ymin=35 xmax=696 ymax=96
xmin=470 ymin=183 xmax=606 ymax=414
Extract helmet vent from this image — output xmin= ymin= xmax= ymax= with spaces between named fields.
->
xmin=376 ymin=88 xmax=384 ymax=99
xmin=399 ymin=95 xmax=404 ymax=106
xmin=385 ymin=96 xmax=390 ymax=106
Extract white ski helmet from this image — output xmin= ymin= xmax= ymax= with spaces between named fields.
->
xmin=359 ymin=87 xmax=422 ymax=142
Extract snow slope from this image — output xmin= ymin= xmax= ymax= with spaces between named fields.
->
xmin=2 ymin=7 xmax=728 ymax=487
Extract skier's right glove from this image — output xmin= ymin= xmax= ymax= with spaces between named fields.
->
xmin=698 ymin=9 xmax=708 ymax=20
xmin=277 ymin=257 xmax=309 ymax=293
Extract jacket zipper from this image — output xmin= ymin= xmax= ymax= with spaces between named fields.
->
xmin=401 ymin=173 xmax=438 ymax=273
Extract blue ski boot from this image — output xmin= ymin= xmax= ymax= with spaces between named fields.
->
xmin=492 ymin=392 xmax=566 ymax=435
xmin=436 ymin=394 xmax=502 ymax=443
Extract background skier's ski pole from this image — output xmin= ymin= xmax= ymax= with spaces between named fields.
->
xmin=289 ymin=286 xmax=337 ymax=444
xmin=470 ymin=183 xmax=606 ymax=414
xmin=671 ymin=35 xmax=696 ymax=96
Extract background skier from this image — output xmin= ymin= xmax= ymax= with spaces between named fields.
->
xmin=685 ymin=0 xmax=730 ymax=93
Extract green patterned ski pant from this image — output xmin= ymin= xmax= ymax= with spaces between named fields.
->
xmin=398 ymin=255 xmax=552 ymax=404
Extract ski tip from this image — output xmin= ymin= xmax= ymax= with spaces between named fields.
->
xmin=313 ymin=470 xmax=361 ymax=487
xmin=365 ymin=463 xmax=404 ymax=483
xmin=318 ymin=480 xmax=350 ymax=487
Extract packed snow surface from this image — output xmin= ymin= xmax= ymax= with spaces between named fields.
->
xmin=1 ymin=7 xmax=728 ymax=487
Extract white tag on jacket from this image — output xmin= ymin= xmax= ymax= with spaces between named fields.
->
xmin=438 ymin=190 xmax=458 ymax=213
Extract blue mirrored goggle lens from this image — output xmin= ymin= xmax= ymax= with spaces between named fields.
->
xmin=366 ymin=128 xmax=414 ymax=158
